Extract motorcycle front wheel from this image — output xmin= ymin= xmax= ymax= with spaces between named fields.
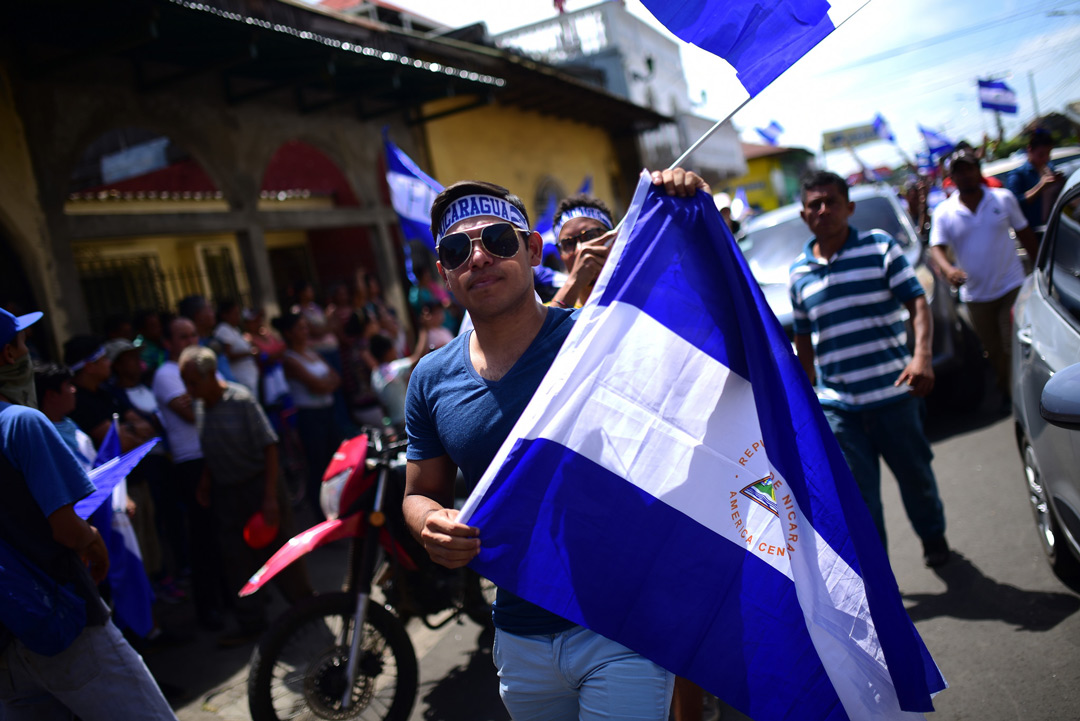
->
xmin=248 ymin=592 xmax=418 ymax=721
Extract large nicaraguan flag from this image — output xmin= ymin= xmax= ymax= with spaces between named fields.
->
xmin=977 ymin=79 xmax=1018 ymax=114
xmin=640 ymin=0 xmax=868 ymax=98
xmin=459 ymin=173 xmax=946 ymax=720
xmin=86 ymin=419 xmax=155 ymax=637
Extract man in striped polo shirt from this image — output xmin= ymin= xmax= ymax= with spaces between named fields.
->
xmin=788 ymin=171 xmax=949 ymax=567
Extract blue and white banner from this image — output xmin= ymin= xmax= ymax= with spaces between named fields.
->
xmin=87 ymin=421 xmax=155 ymax=637
xmin=76 ymin=438 xmax=160 ymax=519
xmin=918 ymin=125 xmax=954 ymax=162
xmin=640 ymin=0 xmax=868 ymax=98
xmin=384 ymin=133 xmax=443 ymax=282
xmin=534 ymin=194 xmax=560 ymax=262
xmin=756 ymin=120 xmax=784 ymax=146
xmin=874 ymin=113 xmax=895 ymax=143
xmin=460 ymin=173 xmax=946 ymax=720
xmin=978 ymin=79 xmax=1018 ymax=115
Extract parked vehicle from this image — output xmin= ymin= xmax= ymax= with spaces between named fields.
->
xmin=243 ymin=429 xmax=493 ymax=721
xmin=737 ymin=184 xmax=984 ymax=409
xmin=1011 ymin=167 xmax=1080 ymax=586
xmin=982 ymin=146 xmax=1080 ymax=185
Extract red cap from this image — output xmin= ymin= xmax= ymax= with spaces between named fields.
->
xmin=243 ymin=511 xmax=279 ymax=549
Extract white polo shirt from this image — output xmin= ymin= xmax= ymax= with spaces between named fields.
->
xmin=929 ymin=187 xmax=1029 ymax=303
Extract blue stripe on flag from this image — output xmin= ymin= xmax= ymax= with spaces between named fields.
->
xmin=641 ymin=0 xmax=836 ymax=96
xmin=468 ymin=437 xmax=843 ymax=719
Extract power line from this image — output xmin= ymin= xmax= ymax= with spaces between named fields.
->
xmin=829 ymin=0 xmax=1080 ymax=71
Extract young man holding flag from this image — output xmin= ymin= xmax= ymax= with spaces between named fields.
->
xmin=404 ymin=171 xmax=707 ymax=720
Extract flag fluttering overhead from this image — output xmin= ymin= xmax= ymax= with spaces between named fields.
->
xmin=86 ymin=419 xmax=155 ymax=637
xmin=640 ymin=0 xmax=867 ymax=98
xmin=873 ymin=113 xmax=896 ymax=143
xmin=460 ymin=173 xmax=946 ymax=720
xmin=383 ymin=132 xmax=444 ymax=282
xmin=918 ymin=125 xmax=954 ymax=162
xmin=978 ymin=79 xmax=1018 ymax=115
xmin=756 ymin=120 xmax=784 ymax=145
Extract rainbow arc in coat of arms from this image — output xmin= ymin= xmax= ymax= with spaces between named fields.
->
xmin=740 ymin=473 xmax=779 ymax=516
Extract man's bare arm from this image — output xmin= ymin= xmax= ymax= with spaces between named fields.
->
xmin=404 ymin=456 xmax=479 ymax=569
xmin=48 ymin=504 xmax=109 ymax=583
xmin=793 ymin=334 xmax=816 ymax=386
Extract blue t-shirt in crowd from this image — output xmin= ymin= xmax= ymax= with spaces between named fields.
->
xmin=0 ymin=402 xmax=96 ymax=517
xmin=406 ymin=306 xmax=577 ymax=635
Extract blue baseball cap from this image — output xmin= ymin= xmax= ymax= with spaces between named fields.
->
xmin=0 ymin=308 xmax=43 ymax=347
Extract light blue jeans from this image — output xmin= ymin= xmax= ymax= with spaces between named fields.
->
xmin=0 ymin=620 xmax=176 ymax=721
xmin=822 ymin=396 xmax=946 ymax=549
xmin=493 ymin=625 xmax=674 ymax=721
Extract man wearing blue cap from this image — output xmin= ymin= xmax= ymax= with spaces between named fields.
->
xmin=0 ymin=308 xmax=177 ymax=720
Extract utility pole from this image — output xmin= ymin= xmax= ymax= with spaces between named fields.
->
xmin=1029 ymin=70 xmax=1041 ymax=120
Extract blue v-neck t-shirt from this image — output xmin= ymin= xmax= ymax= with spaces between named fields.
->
xmin=406 ymin=306 xmax=577 ymax=634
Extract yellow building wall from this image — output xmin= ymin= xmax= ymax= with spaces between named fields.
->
xmin=725 ymin=156 xmax=784 ymax=212
xmin=422 ymin=99 xmax=622 ymax=221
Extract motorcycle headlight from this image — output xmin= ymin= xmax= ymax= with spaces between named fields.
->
xmin=319 ymin=467 xmax=353 ymax=520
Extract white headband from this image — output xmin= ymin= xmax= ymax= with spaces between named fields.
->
xmin=69 ymin=345 xmax=106 ymax=372
xmin=436 ymin=194 xmax=529 ymax=240
xmin=554 ymin=206 xmax=614 ymax=239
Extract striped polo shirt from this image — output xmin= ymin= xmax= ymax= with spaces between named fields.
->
xmin=788 ymin=227 xmax=925 ymax=411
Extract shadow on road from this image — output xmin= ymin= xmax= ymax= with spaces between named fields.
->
xmin=416 ymin=625 xmax=507 ymax=721
xmin=903 ymin=551 xmax=1080 ymax=631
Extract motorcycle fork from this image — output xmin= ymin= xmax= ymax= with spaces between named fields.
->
xmin=340 ymin=463 xmax=391 ymax=710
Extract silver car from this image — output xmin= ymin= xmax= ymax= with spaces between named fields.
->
xmin=738 ymin=184 xmax=983 ymax=409
xmin=1012 ymin=167 xmax=1080 ymax=585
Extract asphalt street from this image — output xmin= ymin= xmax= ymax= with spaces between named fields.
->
xmin=151 ymin=388 xmax=1080 ymax=721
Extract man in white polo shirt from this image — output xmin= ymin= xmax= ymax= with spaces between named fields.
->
xmin=929 ymin=149 xmax=1038 ymax=404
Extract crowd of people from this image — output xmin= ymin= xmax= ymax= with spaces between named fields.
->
xmin=0 ymin=125 xmax=1068 ymax=719
xmin=0 ymin=261 xmax=459 ymax=716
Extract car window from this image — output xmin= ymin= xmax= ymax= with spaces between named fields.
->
xmin=1048 ymin=192 xmax=1080 ymax=327
xmin=739 ymin=196 xmax=909 ymax=285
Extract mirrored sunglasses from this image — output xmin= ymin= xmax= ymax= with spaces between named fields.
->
xmin=557 ymin=226 xmax=607 ymax=253
xmin=437 ymin=222 xmax=524 ymax=271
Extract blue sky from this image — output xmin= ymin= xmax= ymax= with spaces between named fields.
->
xmin=351 ymin=0 xmax=1080 ymax=176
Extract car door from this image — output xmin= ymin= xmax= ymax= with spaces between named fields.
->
xmin=1016 ymin=186 xmax=1080 ymax=535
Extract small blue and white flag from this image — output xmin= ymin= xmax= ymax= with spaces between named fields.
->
xmin=460 ymin=173 xmax=946 ymax=720
xmin=756 ymin=120 xmax=784 ymax=146
xmin=384 ymin=132 xmax=444 ymax=282
xmin=874 ymin=113 xmax=895 ymax=143
xmin=978 ymin=79 xmax=1018 ymax=115
xmin=640 ymin=0 xmax=868 ymax=99
xmin=75 ymin=438 xmax=160 ymax=519
xmin=918 ymin=125 xmax=954 ymax=162
xmin=87 ymin=419 xmax=155 ymax=637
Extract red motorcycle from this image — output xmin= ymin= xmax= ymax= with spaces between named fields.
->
xmin=242 ymin=429 xmax=493 ymax=721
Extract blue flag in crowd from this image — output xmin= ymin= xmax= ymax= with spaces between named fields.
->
xmin=534 ymin=194 xmax=560 ymax=262
xmin=383 ymin=132 xmax=444 ymax=282
xmin=918 ymin=125 xmax=954 ymax=162
xmin=640 ymin=0 xmax=864 ymax=96
xmin=873 ymin=112 xmax=895 ymax=143
xmin=460 ymin=173 xmax=946 ymax=720
xmin=87 ymin=420 xmax=155 ymax=637
xmin=75 ymin=438 xmax=160 ymax=518
xmin=756 ymin=120 xmax=784 ymax=145
xmin=577 ymin=175 xmax=592 ymax=196
xmin=978 ymin=79 xmax=1018 ymax=115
